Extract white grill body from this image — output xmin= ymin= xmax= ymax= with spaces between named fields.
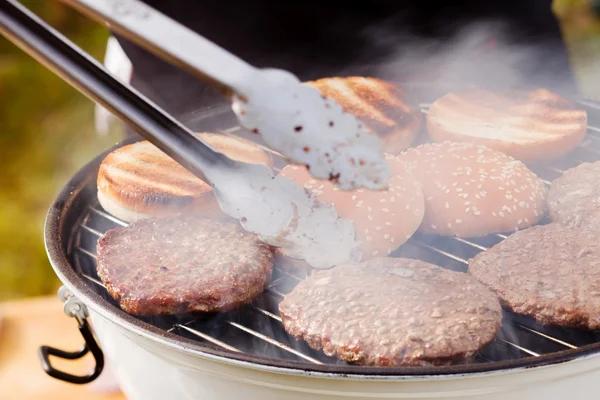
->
xmin=86 ymin=305 xmax=600 ymax=400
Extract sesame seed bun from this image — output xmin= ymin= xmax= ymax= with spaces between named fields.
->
xmin=426 ymin=89 xmax=587 ymax=163
xmin=306 ymin=77 xmax=422 ymax=154
xmin=397 ymin=142 xmax=547 ymax=237
xmin=97 ymin=133 xmax=273 ymax=222
xmin=278 ymin=156 xmax=425 ymax=260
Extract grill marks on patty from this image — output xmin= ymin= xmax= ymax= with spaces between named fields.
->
xmin=280 ymin=258 xmax=502 ymax=367
xmin=96 ymin=216 xmax=274 ymax=316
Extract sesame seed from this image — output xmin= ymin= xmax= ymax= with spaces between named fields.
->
xmin=382 ymin=208 xmax=389 ymax=213
xmin=499 ymin=211 xmax=505 ymax=217
xmin=368 ymin=215 xmax=373 ymax=221
xmin=445 ymin=202 xmax=450 ymax=209
xmin=351 ymin=195 xmax=357 ymax=200
xmin=367 ymin=206 xmax=373 ymax=212
xmin=431 ymin=224 xmax=437 ymax=230
xmin=474 ymin=211 xmax=481 ymax=216
xmin=456 ymin=219 xmax=463 ymax=224
xmin=364 ymin=229 xmax=369 ymax=234
xmin=447 ymin=223 xmax=452 ymax=229
xmin=456 ymin=188 xmax=463 ymax=192
xmin=385 ymin=222 xmax=392 ymax=226
xmin=492 ymin=212 xmax=497 ymax=217
xmin=366 ymin=236 xmax=373 ymax=242
xmin=391 ymin=237 xmax=396 ymax=243
xmin=384 ymin=234 xmax=390 ymax=239
xmin=465 ymin=208 xmax=470 ymax=212
xmin=405 ymin=204 xmax=410 ymax=210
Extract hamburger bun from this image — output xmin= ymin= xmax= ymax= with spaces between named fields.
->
xmin=426 ymin=88 xmax=587 ymax=163
xmin=397 ymin=142 xmax=547 ymax=237
xmin=97 ymin=133 xmax=273 ymax=222
xmin=306 ymin=77 xmax=422 ymax=154
xmin=279 ymin=155 xmax=425 ymax=260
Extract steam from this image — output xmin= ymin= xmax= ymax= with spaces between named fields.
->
xmin=356 ymin=20 xmax=578 ymax=96
xmin=171 ymin=18 xmax=586 ymax=361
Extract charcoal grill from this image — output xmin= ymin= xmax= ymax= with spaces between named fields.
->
xmin=40 ymin=90 xmax=600 ymax=399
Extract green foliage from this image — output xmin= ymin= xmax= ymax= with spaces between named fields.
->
xmin=0 ymin=2 xmax=120 ymax=299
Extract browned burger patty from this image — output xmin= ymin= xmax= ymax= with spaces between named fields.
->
xmin=279 ymin=258 xmax=502 ymax=367
xmin=469 ymin=223 xmax=600 ymax=330
xmin=96 ymin=215 xmax=274 ymax=316
xmin=548 ymin=162 xmax=600 ymax=232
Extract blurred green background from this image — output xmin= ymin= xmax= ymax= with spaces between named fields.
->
xmin=0 ymin=1 xmax=598 ymax=300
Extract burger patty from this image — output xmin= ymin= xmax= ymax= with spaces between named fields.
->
xmin=279 ymin=258 xmax=502 ymax=367
xmin=469 ymin=223 xmax=600 ymax=330
xmin=96 ymin=215 xmax=274 ymax=316
xmin=548 ymin=162 xmax=600 ymax=233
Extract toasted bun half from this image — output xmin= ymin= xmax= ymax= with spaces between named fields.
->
xmin=398 ymin=142 xmax=547 ymax=237
xmin=426 ymin=88 xmax=587 ymax=163
xmin=306 ymin=77 xmax=422 ymax=154
xmin=97 ymin=133 xmax=273 ymax=222
xmin=279 ymin=155 xmax=424 ymax=260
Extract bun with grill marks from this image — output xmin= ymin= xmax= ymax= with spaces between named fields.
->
xmin=426 ymin=88 xmax=587 ymax=163
xmin=97 ymin=133 xmax=273 ymax=222
xmin=306 ymin=77 xmax=422 ymax=154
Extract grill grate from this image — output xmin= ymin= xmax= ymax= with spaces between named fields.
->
xmin=67 ymin=101 xmax=600 ymax=368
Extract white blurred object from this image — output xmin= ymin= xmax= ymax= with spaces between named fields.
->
xmin=88 ymin=361 xmax=122 ymax=394
xmin=94 ymin=36 xmax=132 ymax=135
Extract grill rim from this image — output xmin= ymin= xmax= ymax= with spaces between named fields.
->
xmin=46 ymin=108 xmax=600 ymax=379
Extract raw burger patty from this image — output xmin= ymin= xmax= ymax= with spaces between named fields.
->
xmin=469 ymin=223 xmax=600 ymax=329
xmin=548 ymin=161 xmax=600 ymax=232
xmin=97 ymin=215 xmax=274 ymax=316
xmin=279 ymin=258 xmax=502 ymax=367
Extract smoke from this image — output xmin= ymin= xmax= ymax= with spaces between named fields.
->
xmin=347 ymin=19 xmax=579 ymax=96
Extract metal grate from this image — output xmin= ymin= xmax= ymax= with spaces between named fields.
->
xmin=67 ymin=101 xmax=600 ymax=367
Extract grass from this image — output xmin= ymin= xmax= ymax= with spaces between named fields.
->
xmin=0 ymin=2 xmax=120 ymax=300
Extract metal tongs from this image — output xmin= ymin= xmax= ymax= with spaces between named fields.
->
xmin=0 ymin=0 xmax=376 ymax=268
xmin=65 ymin=0 xmax=390 ymax=191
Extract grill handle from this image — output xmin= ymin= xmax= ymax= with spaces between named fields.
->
xmin=38 ymin=287 xmax=104 ymax=384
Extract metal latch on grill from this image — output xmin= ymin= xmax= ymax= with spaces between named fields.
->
xmin=37 ymin=286 xmax=105 ymax=384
